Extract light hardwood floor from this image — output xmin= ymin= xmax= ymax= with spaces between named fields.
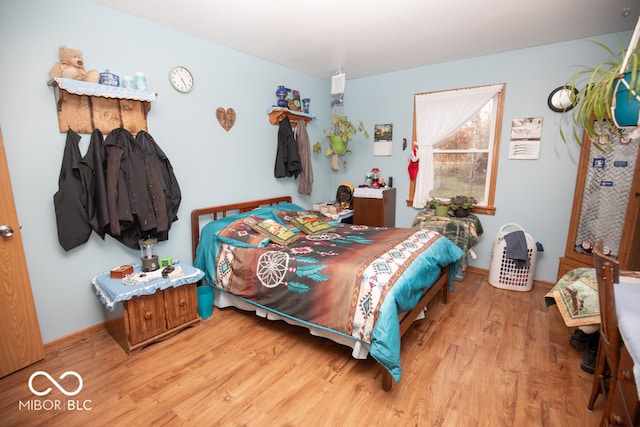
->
xmin=0 ymin=271 xmax=603 ymax=426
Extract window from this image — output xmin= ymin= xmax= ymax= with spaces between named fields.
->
xmin=408 ymin=84 xmax=505 ymax=215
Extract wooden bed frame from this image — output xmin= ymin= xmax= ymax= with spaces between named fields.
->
xmin=190 ymin=196 xmax=450 ymax=392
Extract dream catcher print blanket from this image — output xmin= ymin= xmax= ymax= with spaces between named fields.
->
xmin=194 ymin=204 xmax=463 ymax=380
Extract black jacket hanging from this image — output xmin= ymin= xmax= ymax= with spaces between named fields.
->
xmin=104 ymin=128 xmax=181 ymax=249
xmin=135 ymin=130 xmax=182 ymax=239
xmin=274 ymin=117 xmax=302 ymax=178
xmin=53 ymin=129 xmax=93 ymax=251
xmin=82 ymin=129 xmax=109 ymax=238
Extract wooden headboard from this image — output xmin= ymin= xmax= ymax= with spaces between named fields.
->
xmin=190 ymin=196 xmax=292 ymax=261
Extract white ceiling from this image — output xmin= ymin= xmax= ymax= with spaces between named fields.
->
xmin=92 ymin=0 xmax=639 ymax=80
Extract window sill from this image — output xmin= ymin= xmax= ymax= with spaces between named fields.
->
xmin=405 ymin=199 xmax=496 ymax=216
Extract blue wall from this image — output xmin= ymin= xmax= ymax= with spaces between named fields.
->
xmin=0 ymin=0 xmax=632 ymax=342
xmin=333 ymin=35 xmax=630 ymax=289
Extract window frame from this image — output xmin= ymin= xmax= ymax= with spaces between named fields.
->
xmin=407 ymin=84 xmax=505 ymax=216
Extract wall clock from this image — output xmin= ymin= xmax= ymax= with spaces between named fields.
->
xmin=169 ymin=66 xmax=194 ymax=93
xmin=547 ymin=86 xmax=579 ymax=112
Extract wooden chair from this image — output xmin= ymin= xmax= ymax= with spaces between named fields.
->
xmin=587 ymin=240 xmax=621 ymax=417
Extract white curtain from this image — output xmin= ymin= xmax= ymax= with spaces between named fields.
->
xmin=412 ymin=84 xmax=503 ymax=208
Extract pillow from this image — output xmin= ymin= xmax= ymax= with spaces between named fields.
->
xmin=291 ymin=212 xmax=335 ymax=235
xmin=247 ymin=217 xmax=299 ymax=246
xmin=217 ymin=216 xmax=270 ymax=246
xmin=272 ymin=210 xmax=312 ymax=230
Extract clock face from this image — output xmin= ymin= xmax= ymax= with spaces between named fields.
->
xmin=169 ymin=66 xmax=193 ymax=93
xmin=547 ymin=86 xmax=578 ymax=112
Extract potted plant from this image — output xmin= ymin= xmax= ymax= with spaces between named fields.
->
xmin=430 ymin=199 xmax=450 ymax=217
xmin=449 ymin=195 xmax=477 ymax=218
xmin=313 ymin=110 xmax=368 ymax=171
xmin=560 ymin=31 xmax=640 ymax=147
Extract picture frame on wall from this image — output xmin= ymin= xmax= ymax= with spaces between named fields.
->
xmin=285 ymin=88 xmax=302 ymax=111
xmin=374 ymin=123 xmax=393 ymax=156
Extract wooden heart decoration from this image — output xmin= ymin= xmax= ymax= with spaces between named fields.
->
xmin=216 ymin=107 xmax=236 ymax=132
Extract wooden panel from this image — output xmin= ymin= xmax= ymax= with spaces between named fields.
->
xmin=0 ymin=130 xmax=45 ymax=378
xmin=164 ymin=283 xmax=199 ymax=330
xmin=120 ymin=99 xmax=150 ymax=134
xmin=126 ymin=291 xmax=167 ymax=345
xmin=557 ymin=256 xmax=592 ymax=281
xmin=353 ymin=188 xmax=396 ymax=227
xmin=608 ymin=346 xmax=639 ymax=426
xmin=268 ymin=108 xmax=313 ymax=127
xmin=53 ymin=86 xmax=150 ymax=134
xmin=90 ymin=97 xmax=121 ymax=132
xmin=54 ymin=87 xmax=93 ymax=133
xmin=104 ymin=302 xmax=129 ymax=354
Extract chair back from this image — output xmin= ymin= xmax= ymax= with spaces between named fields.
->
xmin=592 ymin=240 xmax=620 ymax=356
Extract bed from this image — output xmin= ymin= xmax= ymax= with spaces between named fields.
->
xmin=191 ymin=196 xmax=463 ymax=391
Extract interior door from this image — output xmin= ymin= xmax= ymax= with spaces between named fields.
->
xmin=0 ymin=128 xmax=45 ymax=378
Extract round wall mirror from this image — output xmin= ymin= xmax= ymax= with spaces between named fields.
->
xmin=548 ymin=86 xmax=579 ymax=112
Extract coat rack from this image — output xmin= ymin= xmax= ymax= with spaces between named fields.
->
xmin=48 ymin=78 xmax=157 ymax=134
xmin=268 ymin=107 xmax=315 ymax=127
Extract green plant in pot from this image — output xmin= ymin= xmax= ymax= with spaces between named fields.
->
xmin=560 ymin=34 xmax=640 ymax=148
xmin=449 ymin=195 xmax=477 ymax=218
xmin=430 ymin=199 xmax=450 ymax=217
xmin=313 ymin=110 xmax=368 ymax=171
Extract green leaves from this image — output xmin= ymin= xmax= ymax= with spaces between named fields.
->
xmin=560 ymin=38 xmax=640 ymax=149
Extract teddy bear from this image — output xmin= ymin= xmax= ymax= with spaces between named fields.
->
xmin=49 ymin=45 xmax=99 ymax=83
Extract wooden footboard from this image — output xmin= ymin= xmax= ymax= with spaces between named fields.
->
xmin=191 ymin=196 xmax=452 ymax=393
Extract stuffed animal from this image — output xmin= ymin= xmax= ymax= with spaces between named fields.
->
xmin=49 ymin=45 xmax=99 ymax=83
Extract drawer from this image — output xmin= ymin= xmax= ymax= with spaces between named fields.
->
xmin=126 ymin=291 xmax=167 ymax=345
xmin=164 ymin=283 xmax=198 ymax=330
xmin=617 ymin=348 xmax=639 ymax=425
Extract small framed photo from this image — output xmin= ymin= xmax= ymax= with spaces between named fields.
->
xmin=286 ymin=88 xmax=301 ymax=111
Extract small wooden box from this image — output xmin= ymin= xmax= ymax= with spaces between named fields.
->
xmin=110 ymin=265 xmax=133 ymax=279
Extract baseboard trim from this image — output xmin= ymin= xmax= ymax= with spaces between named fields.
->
xmin=465 ymin=266 xmax=554 ymax=290
xmin=41 ymin=267 xmax=556 ymax=354
xmin=44 ymin=322 xmax=106 ymax=353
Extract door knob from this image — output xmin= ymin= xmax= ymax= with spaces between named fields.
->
xmin=0 ymin=225 xmax=14 ymax=237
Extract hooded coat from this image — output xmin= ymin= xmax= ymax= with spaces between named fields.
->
xmin=274 ymin=117 xmax=302 ymax=178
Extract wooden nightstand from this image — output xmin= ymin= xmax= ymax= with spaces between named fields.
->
xmin=93 ymin=262 xmax=204 ymax=354
xmin=353 ymin=187 xmax=396 ymax=227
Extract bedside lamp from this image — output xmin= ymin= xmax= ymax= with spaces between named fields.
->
xmin=139 ymin=238 xmax=159 ymax=272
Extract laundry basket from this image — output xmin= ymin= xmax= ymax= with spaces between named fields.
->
xmin=488 ymin=223 xmax=537 ymax=291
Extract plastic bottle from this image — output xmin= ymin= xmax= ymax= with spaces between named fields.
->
xmin=134 ymin=71 xmax=147 ymax=90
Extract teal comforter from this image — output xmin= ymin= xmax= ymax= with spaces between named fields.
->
xmin=194 ymin=204 xmax=462 ymax=382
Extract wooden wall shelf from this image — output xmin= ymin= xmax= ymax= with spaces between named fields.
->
xmin=48 ymin=78 xmax=156 ymax=134
xmin=268 ymin=107 xmax=315 ymax=127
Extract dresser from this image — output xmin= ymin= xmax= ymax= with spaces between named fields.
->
xmin=353 ymin=187 xmax=396 ymax=227
xmin=609 ymin=279 xmax=640 ymax=426
xmin=93 ymin=263 xmax=204 ymax=354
